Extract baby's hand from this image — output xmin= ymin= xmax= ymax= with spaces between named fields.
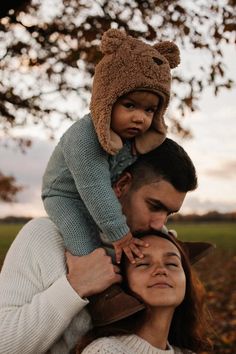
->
xmin=112 ymin=232 xmax=149 ymax=264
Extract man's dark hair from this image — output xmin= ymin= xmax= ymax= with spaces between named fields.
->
xmin=125 ymin=138 xmax=197 ymax=192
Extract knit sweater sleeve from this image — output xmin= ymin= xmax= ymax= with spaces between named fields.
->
xmin=0 ymin=218 xmax=89 ymax=354
xmin=60 ymin=115 xmax=129 ymax=242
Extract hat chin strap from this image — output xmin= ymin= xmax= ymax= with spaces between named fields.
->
xmin=109 ymin=129 xmax=123 ymax=155
xmin=108 ymin=128 xmax=166 ymax=155
xmin=135 ymin=129 xmax=166 ymax=154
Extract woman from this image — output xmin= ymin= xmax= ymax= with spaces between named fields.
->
xmin=75 ymin=229 xmax=213 ymax=354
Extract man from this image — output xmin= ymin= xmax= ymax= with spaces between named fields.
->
xmin=0 ymin=138 xmax=197 ymax=353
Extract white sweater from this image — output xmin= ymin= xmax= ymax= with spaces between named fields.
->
xmin=81 ymin=334 xmax=193 ymax=354
xmin=0 ymin=217 xmax=92 ymax=354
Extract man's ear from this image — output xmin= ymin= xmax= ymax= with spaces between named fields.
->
xmin=113 ymin=172 xmax=132 ymax=198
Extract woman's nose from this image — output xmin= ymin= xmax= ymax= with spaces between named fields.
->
xmin=152 ymin=265 xmax=168 ymax=277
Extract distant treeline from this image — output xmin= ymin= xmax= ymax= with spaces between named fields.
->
xmin=0 ymin=216 xmax=32 ymax=224
xmin=0 ymin=211 xmax=236 ymax=224
xmin=169 ymin=211 xmax=236 ymax=223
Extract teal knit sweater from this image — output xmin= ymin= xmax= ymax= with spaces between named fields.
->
xmin=42 ymin=114 xmax=137 ymax=254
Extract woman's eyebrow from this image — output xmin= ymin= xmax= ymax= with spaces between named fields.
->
xmin=133 ymin=251 xmax=181 ymax=262
xmin=164 ymin=252 xmax=181 ymax=260
xmin=134 ymin=254 xmax=151 ymax=262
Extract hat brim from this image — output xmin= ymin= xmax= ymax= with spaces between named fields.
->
xmin=178 ymin=240 xmax=216 ymax=264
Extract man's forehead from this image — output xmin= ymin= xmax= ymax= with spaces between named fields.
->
xmin=137 ymin=179 xmax=172 ymax=195
xmin=135 ymin=177 xmax=163 ymax=190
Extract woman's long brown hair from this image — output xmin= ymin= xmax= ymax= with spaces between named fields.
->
xmin=75 ymin=231 xmax=212 ymax=353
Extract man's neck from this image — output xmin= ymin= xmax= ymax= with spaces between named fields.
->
xmin=136 ymin=307 xmax=174 ymax=350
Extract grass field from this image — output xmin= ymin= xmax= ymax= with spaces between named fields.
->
xmin=0 ymin=223 xmax=25 ymax=266
xmin=0 ymin=222 xmax=235 ymax=264
xmin=170 ymin=222 xmax=236 ymax=250
xmin=0 ymin=221 xmax=235 ymax=353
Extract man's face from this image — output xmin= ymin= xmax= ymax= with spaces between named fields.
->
xmin=115 ymin=174 xmax=186 ymax=233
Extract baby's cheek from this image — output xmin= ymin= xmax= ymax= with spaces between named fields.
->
xmin=146 ymin=119 xmax=153 ymax=130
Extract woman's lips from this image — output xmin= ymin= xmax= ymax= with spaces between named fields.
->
xmin=148 ymin=282 xmax=172 ymax=288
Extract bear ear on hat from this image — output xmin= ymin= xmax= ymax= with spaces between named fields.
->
xmin=154 ymin=41 xmax=180 ymax=69
xmin=100 ymin=28 xmax=127 ymax=55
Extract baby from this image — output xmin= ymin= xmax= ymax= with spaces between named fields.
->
xmin=42 ymin=28 xmax=180 ymax=326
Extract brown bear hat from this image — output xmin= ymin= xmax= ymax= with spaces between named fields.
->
xmin=90 ymin=28 xmax=180 ymax=155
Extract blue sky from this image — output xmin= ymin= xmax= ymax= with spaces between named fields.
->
xmin=1 ymin=44 xmax=235 ymax=218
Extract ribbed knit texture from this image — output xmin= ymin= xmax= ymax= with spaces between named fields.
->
xmin=81 ymin=334 xmax=194 ymax=354
xmin=0 ymin=218 xmax=92 ymax=354
xmin=42 ymin=114 xmax=137 ymax=255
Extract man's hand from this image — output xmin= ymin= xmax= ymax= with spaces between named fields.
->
xmin=66 ymin=248 xmax=122 ymax=298
xmin=112 ymin=232 xmax=149 ymax=264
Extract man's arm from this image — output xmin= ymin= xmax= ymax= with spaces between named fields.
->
xmin=0 ymin=218 xmax=121 ymax=354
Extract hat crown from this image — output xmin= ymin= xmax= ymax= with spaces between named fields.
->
xmin=100 ymin=28 xmax=127 ymax=54
xmin=101 ymin=29 xmax=180 ymax=69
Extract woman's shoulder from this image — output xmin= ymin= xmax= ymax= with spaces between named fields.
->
xmin=81 ymin=336 xmax=127 ymax=353
xmin=81 ymin=336 xmax=196 ymax=354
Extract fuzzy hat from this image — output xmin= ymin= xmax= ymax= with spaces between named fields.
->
xmin=90 ymin=28 xmax=180 ymax=155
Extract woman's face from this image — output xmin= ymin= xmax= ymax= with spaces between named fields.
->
xmin=126 ymin=236 xmax=186 ymax=309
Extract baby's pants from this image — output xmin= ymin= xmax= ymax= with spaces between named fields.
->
xmin=43 ymin=195 xmax=103 ymax=256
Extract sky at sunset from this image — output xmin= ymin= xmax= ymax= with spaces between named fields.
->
xmin=1 ymin=44 xmax=235 ymax=218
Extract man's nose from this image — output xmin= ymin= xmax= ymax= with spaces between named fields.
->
xmin=149 ymin=213 xmax=168 ymax=230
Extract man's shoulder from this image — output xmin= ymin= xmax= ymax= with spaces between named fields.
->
xmin=1 ymin=217 xmax=65 ymax=281
xmin=20 ymin=217 xmax=60 ymax=236
xmin=12 ymin=217 xmax=63 ymax=253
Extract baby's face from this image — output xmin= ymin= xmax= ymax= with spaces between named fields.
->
xmin=111 ymin=91 xmax=160 ymax=140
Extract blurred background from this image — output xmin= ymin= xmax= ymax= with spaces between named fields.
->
xmin=0 ymin=1 xmax=235 ymax=352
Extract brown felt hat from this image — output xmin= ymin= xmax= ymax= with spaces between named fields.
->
xmin=90 ymin=29 xmax=180 ymax=155
xmin=134 ymin=227 xmax=215 ymax=264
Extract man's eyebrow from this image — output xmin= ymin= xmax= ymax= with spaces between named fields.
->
xmin=147 ymin=198 xmax=178 ymax=214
